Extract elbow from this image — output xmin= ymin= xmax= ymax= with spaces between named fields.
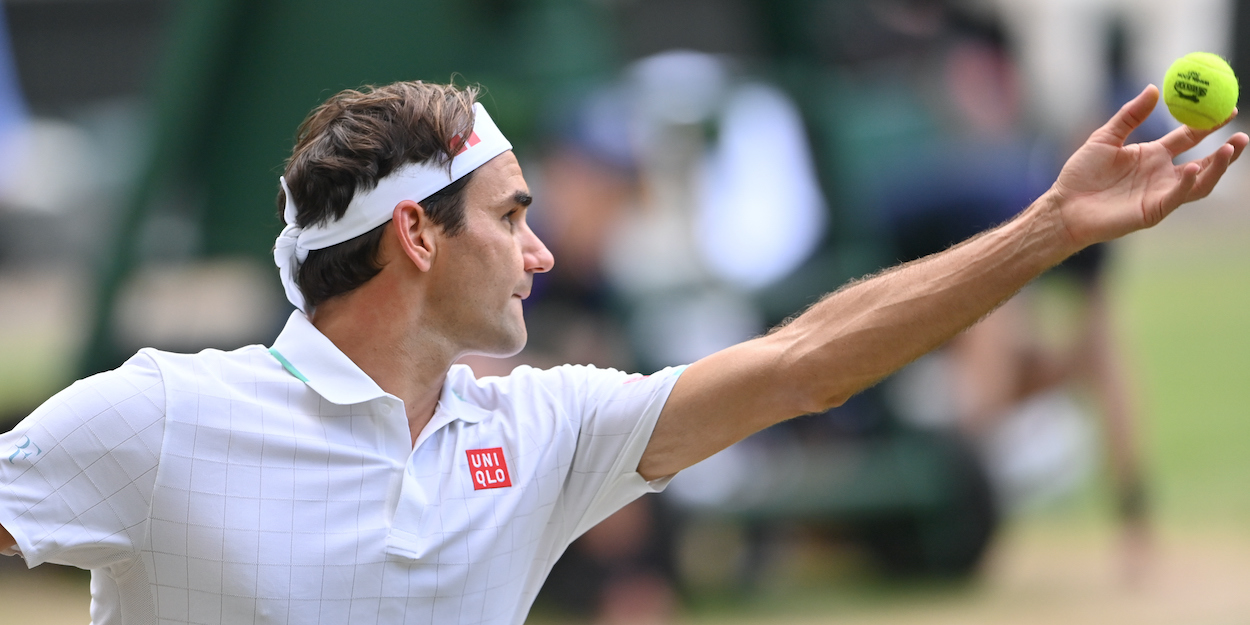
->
xmin=816 ymin=390 xmax=852 ymax=412
xmin=778 ymin=337 xmax=879 ymax=416
xmin=794 ymin=389 xmax=851 ymax=416
xmin=801 ymin=368 xmax=885 ymax=414
xmin=772 ymin=335 xmax=853 ymax=417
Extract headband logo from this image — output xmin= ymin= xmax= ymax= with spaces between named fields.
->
xmin=275 ymin=102 xmax=510 ymax=312
xmin=453 ymin=131 xmax=482 ymax=155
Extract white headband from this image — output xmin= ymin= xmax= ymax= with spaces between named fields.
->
xmin=274 ymin=102 xmax=512 ymax=311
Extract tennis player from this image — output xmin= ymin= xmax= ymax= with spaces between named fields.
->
xmin=0 ymin=80 xmax=1244 ymax=624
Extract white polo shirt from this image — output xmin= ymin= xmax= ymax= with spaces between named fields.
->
xmin=0 ymin=311 xmax=683 ymax=625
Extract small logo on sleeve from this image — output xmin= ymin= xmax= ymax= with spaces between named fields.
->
xmin=466 ymin=447 xmax=512 ymax=490
xmin=7 ymin=436 xmax=42 ymax=464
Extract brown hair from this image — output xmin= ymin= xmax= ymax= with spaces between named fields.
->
xmin=278 ymin=81 xmax=481 ymax=310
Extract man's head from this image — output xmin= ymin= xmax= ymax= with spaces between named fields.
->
xmin=278 ymin=81 xmax=481 ymax=311
xmin=274 ymin=80 xmax=554 ymax=357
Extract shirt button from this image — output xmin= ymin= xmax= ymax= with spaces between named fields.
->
xmin=380 ymin=403 xmax=393 ymax=415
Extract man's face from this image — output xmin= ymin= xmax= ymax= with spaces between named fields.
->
xmin=429 ymin=151 xmax=554 ymax=357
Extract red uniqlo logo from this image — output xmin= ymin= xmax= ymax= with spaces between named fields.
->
xmin=453 ymin=131 xmax=481 ymax=155
xmin=466 ymin=447 xmax=512 ymax=490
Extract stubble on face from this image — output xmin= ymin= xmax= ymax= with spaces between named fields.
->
xmin=430 ymin=152 xmax=538 ymax=358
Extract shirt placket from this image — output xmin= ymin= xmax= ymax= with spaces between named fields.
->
xmin=383 ymin=399 xmax=462 ymax=561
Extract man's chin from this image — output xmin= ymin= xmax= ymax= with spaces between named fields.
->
xmin=466 ymin=326 xmax=527 ymax=359
xmin=493 ymin=337 xmax=527 ymax=359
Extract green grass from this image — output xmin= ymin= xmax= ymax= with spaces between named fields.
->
xmin=1113 ymin=229 xmax=1250 ymax=526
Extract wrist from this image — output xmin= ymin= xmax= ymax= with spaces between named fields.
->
xmin=1024 ymin=187 xmax=1086 ymax=263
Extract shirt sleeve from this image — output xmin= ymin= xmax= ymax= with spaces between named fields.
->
xmin=0 ymin=351 xmax=166 ymax=569
xmin=534 ymin=364 xmax=686 ymax=541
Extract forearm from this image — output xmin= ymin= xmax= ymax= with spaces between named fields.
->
xmin=643 ymin=88 xmax=1245 ymax=481
xmin=775 ymin=190 xmax=1076 ymax=413
xmin=641 ymin=192 xmax=1076 ymax=480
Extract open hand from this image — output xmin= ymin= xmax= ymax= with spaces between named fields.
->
xmin=1050 ymin=84 xmax=1248 ymax=250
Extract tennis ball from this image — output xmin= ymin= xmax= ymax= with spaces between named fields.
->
xmin=1163 ymin=52 xmax=1239 ymax=129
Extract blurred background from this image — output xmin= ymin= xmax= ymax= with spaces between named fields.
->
xmin=1 ymin=0 xmax=1249 ymax=624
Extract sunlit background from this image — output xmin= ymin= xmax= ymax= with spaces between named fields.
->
xmin=1 ymin=0 xmax=1248 ymax=624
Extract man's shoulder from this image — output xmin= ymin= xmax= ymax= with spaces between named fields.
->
xmin=137 ymin=343 xmax=289 ymax=387
xmin=137 ymin=342 xmax=274 ymax=366
xmin=9 ymin=349 xmax=171 ymax=459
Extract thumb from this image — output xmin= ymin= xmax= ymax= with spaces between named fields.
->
xmin=1091 ymin=85 xmax=1159 ymax=147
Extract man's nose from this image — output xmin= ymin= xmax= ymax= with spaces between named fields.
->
xmin=523 ymin=228 xmax=554 ymax=274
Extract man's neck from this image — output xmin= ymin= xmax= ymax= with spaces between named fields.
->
xmin=309 ymin=284 xmax=454 ymax=448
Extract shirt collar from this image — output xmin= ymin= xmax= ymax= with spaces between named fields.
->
xmin=269 ymin=310 xmax=388 ymax=405
xmin=268 ymin=312 xmax=490 ymax=426
xmin=431 ymin=367 xmax=491 ymax=425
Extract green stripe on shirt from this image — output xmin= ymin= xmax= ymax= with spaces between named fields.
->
xmin=268 ymin=347 xmax=310 ymax=383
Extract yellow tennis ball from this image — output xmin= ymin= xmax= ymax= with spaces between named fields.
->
xmin=1163 ymin=52 xmax=1239 ymax=129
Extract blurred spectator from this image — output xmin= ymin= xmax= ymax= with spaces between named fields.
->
xmin=852 ymin=0 xmax=1155 ymax=582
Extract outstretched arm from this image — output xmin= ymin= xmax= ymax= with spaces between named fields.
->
xmin=639 ymin=85 xmax=1248 ymax=480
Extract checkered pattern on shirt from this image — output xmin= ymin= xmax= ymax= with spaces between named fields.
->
xmin=0 ymin=351 xmax=166 ymax=624
xmin=0 ymin=344 xmax=680 ymax=625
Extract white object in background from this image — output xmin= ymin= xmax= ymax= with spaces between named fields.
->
xmin=0 ymin=119 xmax=95 ymax=214
xmin=886 ymin=352 xmax=962 ymax=429
xmin=627 ymin=287 xmax=763 ymax=367
xmin=697 ymin=82 xmax=828 ymax=290
xmin=981 ymin=388 xmax=1097 ymax=514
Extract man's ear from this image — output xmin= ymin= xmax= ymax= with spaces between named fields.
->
xmin=392 ymin=199 xmax=437 ymax=272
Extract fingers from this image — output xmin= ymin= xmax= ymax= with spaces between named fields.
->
xmin=1165 ymin=132 xmax=1248 ymax=211
xmin=1158 ymin=162 xmax=1200 ymax=218
xmin=1227 ymin=132 xmax=1249 ymax=164
xmin=1093 ymin=85 xmax=1159 ymax=147
xmin=1188 ymin=142 xmax=1236 ymax=200
xmin=1190 ymin=131 xmax=1247 ymax=180
xmin=1159 ymin=107 xmax=1242 ymax=157
xmin=1158 ymin=123 xmax=1215 ymax=157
